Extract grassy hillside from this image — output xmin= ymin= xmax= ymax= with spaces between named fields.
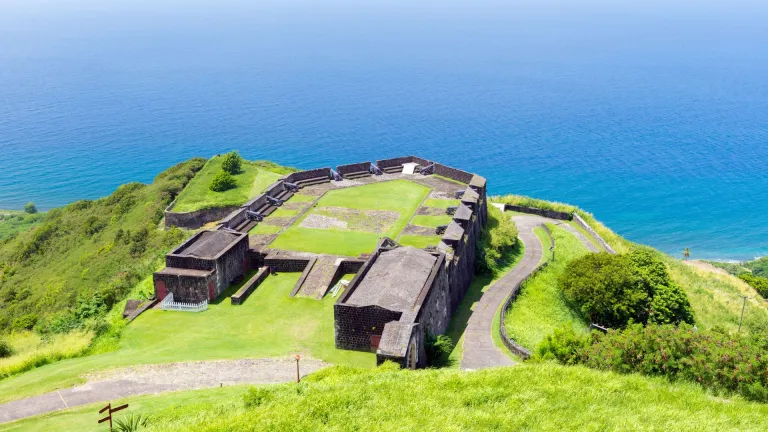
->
xmin=493 ymin=194 xmax=768 ymax=334
xmin=0 ymin=158 xmax=205 ymax=333
xmin=171 ymin=156 xmax=294 ymax=213
xmin=9 ymin=363 xmax=768 ymax=431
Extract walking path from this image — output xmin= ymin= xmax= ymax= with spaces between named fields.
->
xmin=0 ymin=357 xmax=328 ymax=424
xmin=460 ymin=214 xmax=600 ymax=370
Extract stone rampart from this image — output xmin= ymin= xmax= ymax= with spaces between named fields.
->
xmin=283 ymin=167 xmax=331 ymax=183
xmin=336 ymin=161 xmax=371 ymax=176
xmin=434 ymin=163 xmax=474 ymax=184
xmin=335 ymin=304 xmax=403 ymax=351
xmin=375 ymin=156 xmax=430 ymax=169
xmin=219 ymin=208 xmax=248 ymax=230
xmin=263 ymin=181 xmax=285 ymax=198
xmin=165 ymin=205 xmax=239 ymax=230
xmin=263 ymin=256 xmax=313 ymax=273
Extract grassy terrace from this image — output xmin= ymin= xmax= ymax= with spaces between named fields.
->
xmin=171 ymin=156 xmax=286 ymax=213
xmin=270 ymin=180 xmax=429 ymax=256
xmin=0 ymin=273 xmax=374 ymax=404
xmin=504 ymin=225 xmax=591 ymax=351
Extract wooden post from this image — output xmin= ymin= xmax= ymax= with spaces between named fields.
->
xmin=295 ymin=355 xmax=301 ymax=383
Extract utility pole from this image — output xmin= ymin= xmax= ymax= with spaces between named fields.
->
xmin=738 ymin=295 xmax=750 ymax=333
xmin=295 ymin=355 xmax=301 ymax=383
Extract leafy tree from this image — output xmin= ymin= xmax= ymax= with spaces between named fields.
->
xmin=12 ymin=313 xmax=38 ymax=331
xmin=648 ymin=282 xmax=694 ymax=325
xmin=0 ymin=339 xmax=12 ymax=358
xmin=744 ymin=257 xmax=768 ymax=278
xmin=221 ymin=151 xmax=243 ymax=174
xmin=209 ymin=171 xmax=236 ymax=192
xmin=559 ymin=253 xmax=649 ymax=328
xmin=24 ymin=202 xmax=37 ymax=214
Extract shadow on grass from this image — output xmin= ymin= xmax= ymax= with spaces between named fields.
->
xmin=444 ymin=240 xmax=526 ymax=367
xmin=210 ymin=269 xmax=261 ymax=305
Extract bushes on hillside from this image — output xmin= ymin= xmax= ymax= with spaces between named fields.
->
xmin=209 ymin=171 xmax=236 ymax=192
xmin=221 ymin=151 xmax=243 ymax=174
xmin=24 ymin=202 xmax=37 ymax=214
xmin=476 ymin=204 xmax=518 ymax=274
xmin=538 ymin=323 xmax=768 ymax=402
xmin=740 ymin=274 xmax=768 ymax=298
xmin=425 ymin=334 xmax=454 ymax=367
xmin=0 ymin=339 xmax=12 ymax=358
xmin=559 ymin=249 xmax=693 ymax=328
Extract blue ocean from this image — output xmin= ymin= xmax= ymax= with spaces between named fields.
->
xmin=0 ymin=0 xmax=766 ymax=260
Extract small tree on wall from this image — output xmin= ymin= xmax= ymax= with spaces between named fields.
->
xmin=221 ymin=151 xmax=243 ymax=174
xmin=683 ymin=248 xmax=690 ymax=260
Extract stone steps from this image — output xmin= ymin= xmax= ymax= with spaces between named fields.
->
xmin=295 ymin=256 xmax=339 ymax=299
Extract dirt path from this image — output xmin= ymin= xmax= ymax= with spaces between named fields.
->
xmin=459 ymin=214 xmax=600 ymax=370
xmin=0 ymin=358 xmax=328 ymax=424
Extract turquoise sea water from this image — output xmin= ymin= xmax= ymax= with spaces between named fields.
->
xmin=0 ymin=0 xmax=766 ymax=260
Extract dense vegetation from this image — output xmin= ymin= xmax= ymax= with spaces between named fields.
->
xmin=0 ymin=158 xmax=205 ymax=333
xmin=538 ymin=323 xmax=768 ymax=402
xmin=560 ymin=249 xmax=694 ymax=328
xmin=475 ymin=204 xmax=518 ymax=273
xmin=0 ymin=210 xmax=45 ymax=241
xmin=705 ymin=258 xmax=768 ymax=299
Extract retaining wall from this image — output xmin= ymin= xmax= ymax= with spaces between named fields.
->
xmin=284 ymin=167 xmax=331 ymax=183
xmin=231 ymin=267 xmax=269 ymax=305
xmin=376 ymin=156 xmax=430 ymax=169
xmin=165 ymin=205 xmax=239 ymax=229
xmin=573 ymin=213 xmax=617 ymax=254
xmin=503 ymin=204 xmax=572 ymax=221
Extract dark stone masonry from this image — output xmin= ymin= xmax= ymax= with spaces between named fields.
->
xmin=156 ymin=155 xmax=488 ymax=368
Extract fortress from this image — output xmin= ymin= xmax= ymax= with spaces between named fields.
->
xmin=155 ymin=156 xmax=487 ymax=368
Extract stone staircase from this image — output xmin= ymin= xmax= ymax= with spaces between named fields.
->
xmin=295 ymin=256 xmax=340 ymax=299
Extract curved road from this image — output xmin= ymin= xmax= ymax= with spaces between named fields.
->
xmin=460 ymin=214 xmax=598 ymax=370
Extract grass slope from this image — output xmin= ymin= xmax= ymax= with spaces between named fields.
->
xmin=171 ymin=156 xmax=291 ymax=213
xmin=0 ymin=273 xmax=373 ymax=404
xmin=504 ymin=225 xmax=591 ymax=351
xmin=397 ymin=235 xmax=442 ymax=249
xmin=11 ymin=363 xmax=768 ymax=432
xmin=271 ymin=180 xmax=429 ymax=256
xmin=0 ymin=158 xmax=205 ymax=332
xmin=0 ymin=211 xmax=45 ymax=241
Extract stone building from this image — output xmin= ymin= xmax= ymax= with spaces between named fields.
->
xmin=154 ymin=230 xmax=249 ymax=303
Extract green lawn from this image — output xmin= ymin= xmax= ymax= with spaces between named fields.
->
xmin=410 ymin=214 xmax=453 ymax=228
xmin=270 ymin=180 xmax=430 ymax=256
xmin=397 ymin=235 xmax=442 ymax=249
xmin=10 ymin=363 xmax=768 ymax=432
xmin=269 ymin=208 xmax=299 ymax=218
xmin=0 ymin=273 xmax=374 ymax=404
xmin=504 ymin=225 xmax=591 ymax=352
xmin=248 ymin=223 xmax=282 ymax=234
xmin=172 ymin=156 xmax=282 ymax=213
xmin=423 ymin=198 xmax=459 ymax=209
xmin=290 ymin=194 xmax=316 ymax=203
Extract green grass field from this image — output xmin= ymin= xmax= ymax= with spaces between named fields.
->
xmin=172 ymin=156 xmax=282 ymax=213
xmin=397 ymin=235 xmax=442 ymax=248
xmin=270 ymin=180 xmax=429 ymax=256
xmin=9 ymin=363 xmax=768 ymax=432
xmin=0 ymin=273 xmax=374 ymax=404
xmin=423 ymin=198 xmax=459 ymax=209
xmin=410 ymin=214 xmax=453 ymax=228
xmin=0 ymin=210 xmax=45 ymax=241
xmin=504 ymin=225 xmax=591 ymax=351
xmin=248 ymin=223 xmax=282 ymax=234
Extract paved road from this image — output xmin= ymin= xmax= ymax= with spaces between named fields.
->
xmin=460 ymin=214 xmax=600 ymax=370
xmin=0 ymin=358 xmax=327 ymax=424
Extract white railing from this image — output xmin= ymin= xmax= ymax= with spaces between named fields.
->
xmin=161 ymin=293 xmax=208 ymax=312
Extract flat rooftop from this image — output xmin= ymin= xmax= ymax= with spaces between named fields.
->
xmin=155 ymin=267 xmax=214 ymax=278
xmin=173 ymin=230 xmax=243 ymax=259
xmin=345 ymin=247 xmax=437 ymax=313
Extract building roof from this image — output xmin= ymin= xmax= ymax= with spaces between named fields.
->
xmin=345 ymin=247 xmax=437 ymax=313
xmin=453 ymin=204 xmax=473 ymax=221
xmin=155 ymin=267 xmax=214 ymax=278
xmin=377 ymin=322 xmax=417 ymax=357
xmin=173 ymin=230 xmax=243 ymax=259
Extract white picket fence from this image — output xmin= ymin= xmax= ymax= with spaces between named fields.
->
xmin=161 ymin=293 xmax=208 ymax=312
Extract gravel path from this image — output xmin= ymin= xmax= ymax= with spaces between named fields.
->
xmin=0 ymin=358 xmax=328 ymax=424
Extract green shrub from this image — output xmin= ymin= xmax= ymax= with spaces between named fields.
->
xmin=0 ymin=339 xmax=13 ymax=358
xmin=425 ymin=334 xmax=454 ymax=367
xmin=745 ymin=257 xmax=768 ymax=278
xmin=559 ymin=253 xmax=648 ymax=327
xmin=649 ymin=282 xmax=695 ymax=325
xmin=244 ymin=387 xmax=273 ymax=408
xmin=114 ymin=414 xmax=150 ymax=432
xmin=209 ymin=171 xmax=237 ymax=192
xmin=12 ymin=313 xmax=38 ymax=331
xmin=740 ymin=273 xmax=768 ymax=298
xmin=24 ymin=202 xmax=37 ymax=214
xmin=221 ymin=151 xmax=243 ymax=174
xmin=535 ymin=325 xmax=587 ymax=365
xmin=476 ymin=205 xmax=519 ymax=274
